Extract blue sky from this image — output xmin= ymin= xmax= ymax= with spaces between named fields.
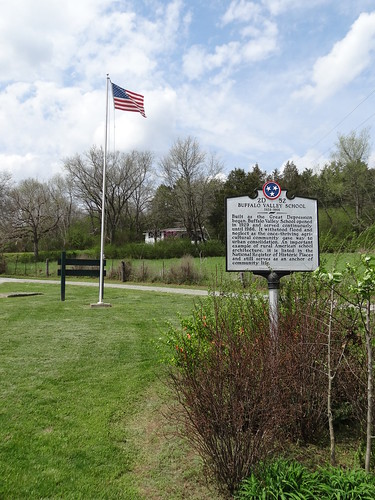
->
xmin=1 ymin=0 xmax=375 ymax=181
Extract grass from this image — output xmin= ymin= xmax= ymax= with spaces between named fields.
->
xmin=0 ymin=275 xmax=369 ymax=498
xmin=0 ymin=281 xmax=221 ymax=499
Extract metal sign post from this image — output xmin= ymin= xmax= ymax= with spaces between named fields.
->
xmin=252 ymin=270 xmax=290 ymax=340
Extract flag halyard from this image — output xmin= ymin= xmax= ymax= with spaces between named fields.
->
xmin=111 ymin=82 xmax=146 ymax=117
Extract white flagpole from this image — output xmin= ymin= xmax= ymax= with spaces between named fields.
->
xmin=98 ymin=74 xmax=110 ymax=304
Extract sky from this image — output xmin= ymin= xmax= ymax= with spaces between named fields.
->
xmin=1 ymin=0 xmax=375 ymax=182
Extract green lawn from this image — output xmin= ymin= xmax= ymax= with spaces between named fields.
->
xmin=0 ymin=282 xmax=219 ymax=499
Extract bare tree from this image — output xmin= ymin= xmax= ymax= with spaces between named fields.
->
xmin=4 ymin=178 xmax=62 ymax=259
xmin=159 ymin=137 xmax=222 ymax=242
xmin=0 ymin=172 xmax=13 ymax=250
xmin=64 ymin=146 xmax=153 ymax=244
xmin=128 ymin=174 xmax=155 ymax=237
xmin=49 ymin=174 xmax=82 ymax=247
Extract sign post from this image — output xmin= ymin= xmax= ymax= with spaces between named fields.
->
xmin=226 ymin=181 xmax=319 ymax=337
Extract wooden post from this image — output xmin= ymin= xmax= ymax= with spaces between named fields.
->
xmin=60 ymin=251 xmax=66 ymax=302
xmin=121 ymin=261 xmax=126 ymax=282
xmin=46 ymin=259 xmax=49 ymax=277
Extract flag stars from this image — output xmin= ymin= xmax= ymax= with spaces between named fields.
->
xmin=263 ymin=181 xmax=281 ymax=200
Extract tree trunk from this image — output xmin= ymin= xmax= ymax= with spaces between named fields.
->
xmin=328 ymin=285 xmax=336 ymax=466
xmin=365 ymin=299 xmax=373 ymax=473
xmin=33 ymin=234 xmax=39 ymax=261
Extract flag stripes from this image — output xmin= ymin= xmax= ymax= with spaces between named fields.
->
xmin=111 ymin=82 xmax=146 ymax=117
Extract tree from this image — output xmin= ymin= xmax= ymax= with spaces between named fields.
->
xmin=209 ymin=165 xmax=266 ymax=241
xmin=159 ymin=137 xmax=222 ymax=242
xmin=268 ymin=167 xmax=282 ymax=184
xmin=3 ymin=179 xmax=62 ymax=259
xmin=127 ymin=164 xmax=155 ymax=239
xmin=331 ymin=129 xmax=374 ymax=230
xmin=280 ymin=161 xmax=302 ymax=196
xmin=0 ymin=171 xmax=11 ymax=195
xmin=64 ymin=146 xmax=153 ymax=244
xmin=0 ymin=172 xmax=12 ymax=245
xmin=49 ymin=174 xmax=82 ymax=248
xmin=332 ymin=128 xmax=371 ymax=166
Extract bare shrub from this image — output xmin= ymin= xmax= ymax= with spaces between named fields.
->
xmin=163 ymin=273 xmax=365 ymax=494
xmin=277 ymin=296 xmax=329 ymax=442
xmin=165 ymin=285 xmax=286 ymax=494
xmin=134 ymin=261 xmax=151 ymax=282
xmin=278 ymin=273 xmax=362 ymax=444
xmin=120 ymin=260 xmax=133 ymax=281
xmin=167 ymin=255 xmax=202 ymax=285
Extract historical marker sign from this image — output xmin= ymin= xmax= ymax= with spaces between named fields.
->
xmin=226 ymin=182 xmax=319 ymax=273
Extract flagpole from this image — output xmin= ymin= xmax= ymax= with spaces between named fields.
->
xmin=98 ymin=74 xmax=110 ymax=304
xmin=93 ymin=77 xmax=145 ymax=308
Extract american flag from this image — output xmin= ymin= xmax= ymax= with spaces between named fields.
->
xmin=111 ymin=82 xmax=146 ymax=117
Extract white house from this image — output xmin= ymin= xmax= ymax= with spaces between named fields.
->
xmin=144 ymin=227 xmax=207 ymax=244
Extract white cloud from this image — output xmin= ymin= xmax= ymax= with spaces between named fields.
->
xmin=183 ymin=15 xmax=278 ymax=80
xmin=0 ymin=153 xmax=59 ymax=182
xmin=0 ymin=0 xmax=187 ymax=87
xmin=242 ymin=20 xmax=278 ymax=60
xmin=283 ymin=150 xmax=326 ymax=173
xmin=0 ymin=0 xmax=111 ymax=83
xmin=222 ymin=1 xmax=262 ymax=25
xmin=0 ymin=0 xmax=191 ymax=181
xmin=1 ymin=0 xmax=375 ymax=184
xmin=262 ymin=0 xmax=327 ymax=16
xmin=295 ymin=11 xmax=375 ymax=102
xmin=109 ymin=86 xmax=178 ymax=156
xmin=0 ymin=79 xmax=105 ymax=183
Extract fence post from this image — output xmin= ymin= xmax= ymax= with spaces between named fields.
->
xmin=121 ymin=261 xmax=126 ymax=282
xmin=46 ymin=259 xmax=49 ymax=277
xmin=60 ymin=251 xmax=66 ymax=302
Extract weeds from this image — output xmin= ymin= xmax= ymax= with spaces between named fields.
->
xmin=236 ymin=459 xmax=375 ymax=499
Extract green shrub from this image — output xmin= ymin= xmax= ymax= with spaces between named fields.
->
xmin=236 ymin=459 xmax=375 ymax=499
xmin=4 ymin=250 xmax=78 ymax=264
xmin=0 ymin=255 xmax=6 ymax=274
xmin=110 ymin=239 xmax=225 ymax=260
xmin=355 ymin=225 xmax=375 ymax=251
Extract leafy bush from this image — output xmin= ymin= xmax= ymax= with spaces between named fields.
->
xmin=319 ymin=207 xmax=358 ymax=253
xmin=4 ymin=250 xmax=78 ymax=264
xmin=355 ymin=225 xmax=375 ymax=251
xmin=236 ymin=459 xmax=375 ymax=499
xmin=0 ymin=255 xmax=6 ymax=274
